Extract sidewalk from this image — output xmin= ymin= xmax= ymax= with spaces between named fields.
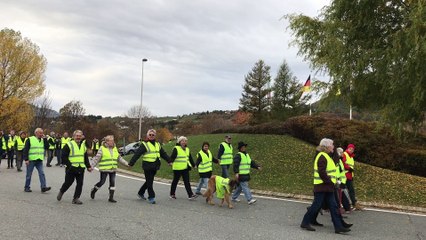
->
xmin=116 ymin=168 xmax=426 ymax=215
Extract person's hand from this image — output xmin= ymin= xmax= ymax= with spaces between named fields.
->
xmin=258 ymin=166 xmax=262 ymax=171
xmin=168 ymin=162 xmax=172 ymax=166
xmin=235 ymin=173 xmax=239 ymax=180
xmin=87 ymin=167 xmax=93 ymax=172
xmin=348 ymin=168 xmax=354 ymax=173
xmin=25 ymin=160 xmax=29 ymax=166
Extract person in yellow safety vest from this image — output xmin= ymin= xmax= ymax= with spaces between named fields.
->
xmin=301 ymin=138 xmax=351 ymax=234
xmin=61 ymin=132 xmax=71 ymax=149
xmin=6 ymin=129 xmax=16 ymax=169
xmin=336 ymin=147 xmax=351 ymax=212
xmin=46 ymin=132 xmax=56 ymax=167
xmin=342 ymin=143 xmax=363 ymax=210
xmin=231 ymin=141 xmax=261 ymax=205
xmin=90 ymin=135 xmax=129 ymax=203
xmin=217 ymin=135 xmax=233 ymax=178
xmin=195 ymin=142 xmax=219 ymax=195
xmin=23 ymin=128 xmax=51 ymax=193
xmin=128 ymin=129 xmax=170 ymax=204
xmin=91 ymin=137 xmax=100 ymax=156
xmin=56 ymin=130 xmax=93 ymax=205
xmin=0 ymin=130 xmax=7 ymax=166
xmin=54 ymin=132 xmax=63 ymax=167
xmin=168 ymin=136 xmax=197 ymax=200
xmin=14 ymin=131 xmax=27 ymax=172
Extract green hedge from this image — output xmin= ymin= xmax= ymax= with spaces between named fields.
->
xmin=214 ymin=114 xmax=426 ymax=177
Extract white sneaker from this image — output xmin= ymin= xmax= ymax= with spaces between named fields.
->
xmin=231 ymin=198 xmax=241 ymax=202
xmin=248 ymin=199 xmax=257 ymax=205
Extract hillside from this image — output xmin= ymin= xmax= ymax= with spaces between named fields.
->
xmin=125 ymin=133 xmax=426 ymax=208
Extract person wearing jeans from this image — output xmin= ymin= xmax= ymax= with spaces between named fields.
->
xmin=23 ymin=128 xmax=51 ymax=193
xmin=195 ymin=142 xmax=219 ymax=195
xmin=231 ymin=141 xmax=261 ymax=205
xmin=217 ymin=135 xmax=233 ymax=178
xmin=128 ymin=129 xmax=170 ymax=204
xmin=169 ymin=136 xmax=197 ymax=200
xmin=300 ymin=138 xmax=351 ymax=234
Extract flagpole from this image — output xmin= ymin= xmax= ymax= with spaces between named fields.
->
xmin=349 ymin=79 xmax=352 ymax=120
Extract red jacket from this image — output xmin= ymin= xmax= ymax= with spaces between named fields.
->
xmin=342 ymin=150 xmax=355 ymax=180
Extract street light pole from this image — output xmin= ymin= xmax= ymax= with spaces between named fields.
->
xmin=138 ymin=58 xmax=148 ymax=141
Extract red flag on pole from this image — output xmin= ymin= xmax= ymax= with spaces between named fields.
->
xmin=303 ymin=75 xmax=311 ymax=92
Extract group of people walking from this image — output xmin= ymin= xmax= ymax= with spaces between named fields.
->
xmin=2 ymin=127 xmax=362 ymax=235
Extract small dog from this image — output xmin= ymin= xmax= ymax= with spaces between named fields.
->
xmin=203 ymin=175 xmax=237 ymax=209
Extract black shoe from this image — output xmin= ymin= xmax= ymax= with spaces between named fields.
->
xmin=342 ymin=222 xmax=353 ymax=228
xmin=55 ymin=164 xmax=60 ymax=166
xmin=57 ymin=192 xmax=63 ymax=201
xmin=108 ymin=198 xmax=117 ymax=203
xmin=46 ymin=164 xmax=52 ymax=167
xmin=90 ymin=188 xmax=97 ymax=199
xmin=72 ymin=198 xmax=83 ymax=204
xmin=300 ymin=224 xmax=316 ymax=231
xmin=311 ymin=221 xmax=323 ymax=227
xmin=17 ymin=169 xmax=22 ymax=172
xmin=24 ymin=188 xmax=32 ymax=192
xmin=335 ymin=228 xmax=351 ymax=234
xmin=41 ymin=187 xmax=51 ymax=193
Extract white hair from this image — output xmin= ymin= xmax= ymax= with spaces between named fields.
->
xmin=73 ymin=130 xmax=83 ymax=137
xmin=336 ymin=147 xmax=344 ymax=156
xmin=34 ymin=128 xmax=43 ymax=134
xmin=104 ymin=135 xmax=114 ymax=142
xmin=146 ymin=129 xmax=156 ymax=136
xmin=177 ymin=136 xmax=187 ymax=144
xmin=316 ymin=138 xmax=334 ymax=152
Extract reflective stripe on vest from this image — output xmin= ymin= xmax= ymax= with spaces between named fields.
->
xmin=67 ymin=141 xmax=86 ymax=168
xmin=8 ymin=136 xmax=16 ymax=148
xmin=61 ymin=137 xmax=71 ymax=149
xmin=98 ymin=146 xmax=118 ymax=170
xmin=16 ymin=137 xmax=27 ymax=151
xmin=313 ymin=152 xmax=337 ymax=184
xmin=215 ymin=176 xmax=231 ymax=199
xmin=197 ymin=150 xmax=212 ymax=173
xmin=219 ymin=142 xmax=233 ymax=165
xmin=172 ymin=146 xmax=191 ymax=170
xmin=238 ymin=152 xmax=251 ymax=175
xmin=337 ymin=160 xmax=347 ymax=184
xmin=343 ymin=151 xmax=355 ymax=177
xmin=28 ymin=136 xmax=45 ymax=161
xmin=142 ymin=141 xmax=160 ymax=162
xmin=48 ymin=137 xmax=55 ymax=150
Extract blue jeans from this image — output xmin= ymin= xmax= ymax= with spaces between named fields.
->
xmin=25 ymin=160 xmax=47 ymax=190
xmin=232 ymin=181 xmax=252 ymax=202
xmin=196 ymin=177 xmax=209 ymax=193
xmin=301 ymin=191 xmax=344 ymax=230
xmin=221 ymin=165 xmax=230 ymax=178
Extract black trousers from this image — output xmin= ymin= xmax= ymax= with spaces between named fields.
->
xmin=60 ymin=168 xmax=85 ymax=199
xmin=95 ymin=172 xmax=116 ymax=189
xmin=46 ymin=150 xmax=54 ymax=166
xmin=7 ymin=149 xmax=14 ymax=167
xmin=138 ymin=169 xmax=157 ymax=198
xmin=170 ymin=169 xmax=193 ymax=197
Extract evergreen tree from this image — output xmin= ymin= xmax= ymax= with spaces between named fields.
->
xmin=271 ymin=60 xmax=308 ymax=119
xmin=239 ymin=60 xmax=272 ymax=123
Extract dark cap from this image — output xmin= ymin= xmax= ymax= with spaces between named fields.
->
xmin=237 ymin=141 xmax=247 ymax=150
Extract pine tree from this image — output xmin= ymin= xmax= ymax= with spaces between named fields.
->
xmin=271 ymin=60 xmax=308 ymax=119
xmin=239 ymin=60 xmax=272 ymax=123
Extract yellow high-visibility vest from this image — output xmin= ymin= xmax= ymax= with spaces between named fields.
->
xmin=67 ymin=141 xmax=86 ymax=168
xmin=238 ymin=152 xmax=251 ymax=175
xmin=15 ymin=137 xmax=27 ymax=151
xmin=197 ymin=150 xmax=213 ymax=173
xmin=98 ymin=146 xmax=118 ymax=170
xmin=219 ymin=142 xmax=233 ymax=165
xmin=28 ymin=136 xmax=45 ymax=161
xmin=172 ymin=146 xmax=191 ymax=170
xmin=141 ymin=141 xmax=160 ymax=162
xmin=313 ymin=152 xmax=337 ymax=185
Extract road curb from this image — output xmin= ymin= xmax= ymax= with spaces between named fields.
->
xmin=116 ymin=168 xmax=426 ymax=215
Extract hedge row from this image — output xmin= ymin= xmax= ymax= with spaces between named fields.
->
xmin=213 ymin=114 xmax=426 ymax=177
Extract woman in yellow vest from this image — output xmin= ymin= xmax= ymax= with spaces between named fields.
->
xmin=128 ymin=129 xmax=170 ymax=204
xmin=90 ymin=135 xmax=129 ymax=203
xmin=169 ymin=136 xmax=197 ymax=200
xmin=195 ymin=142 xmax=219 ymax=195
xmin=14 ymin=131 xmax=27 ymax=172
xmin=231 ymin=141 xmax=261 ymax=205
xmin=6 ymin=129 xmax=16 ymax=169
xmin=300 ymin=138 xmax=351 ymax=234
xmin=57 ymin=130 xmax=93 ymax=205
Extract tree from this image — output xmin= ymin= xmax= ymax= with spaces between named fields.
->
xmin=32 ymin=91 xmax=53 ymax=130
xmin=124 ymin=105 xmax=153 ymax=140
xmin=271 ymin=60 xmax=309 ymax=119
xmin=287 ymin=0 xmax=426 ymax=136
xmin=0 ymin=28 xmax=47 ymax=131
xmin=239 ymin=60 xmax=272 ymax=123
xmin=59 ymin=100 xmax=85 ymax=132
xmin=156 ymin=128 xmax=173 ymax=144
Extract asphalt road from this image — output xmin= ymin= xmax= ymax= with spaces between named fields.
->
xmin=0 ymin=162 xmax=425 ymax=240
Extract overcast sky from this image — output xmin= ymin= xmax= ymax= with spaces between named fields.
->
xmin=0 ymin=0 xmax=330 ymax=117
